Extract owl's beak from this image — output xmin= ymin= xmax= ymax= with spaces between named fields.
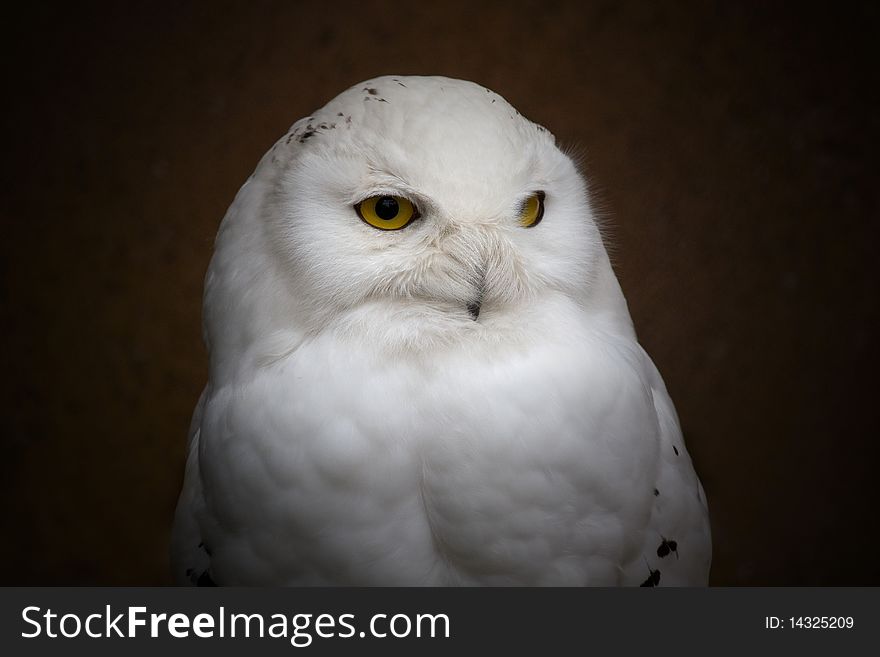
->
xmin=466 ymin=299 xmax=481 ymax=321
xmin=466 ymin=269 xmax=486 ymax=321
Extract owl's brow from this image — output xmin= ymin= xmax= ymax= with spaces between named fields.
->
xmin=358 ymin=167 xmax=431 ymax=204
xmin=364 ymin=163 xmax=410 ymax=186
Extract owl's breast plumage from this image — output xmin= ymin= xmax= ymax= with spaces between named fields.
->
xmin=193 ymin=318 xmax=706 ymax=586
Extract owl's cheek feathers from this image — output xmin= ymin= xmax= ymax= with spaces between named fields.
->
xmin=275 ymin=207 xmax=574 ymax=330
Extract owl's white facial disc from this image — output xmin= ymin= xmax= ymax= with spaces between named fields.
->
xmin=206 ymin=76 xmax=626 ymax=369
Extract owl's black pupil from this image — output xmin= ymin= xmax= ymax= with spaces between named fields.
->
xmin=375 ymin=196 xmax=399 ymax=220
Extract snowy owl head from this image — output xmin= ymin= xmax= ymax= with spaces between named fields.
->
xmin=204 ymin=76 xmax=631 ymax=375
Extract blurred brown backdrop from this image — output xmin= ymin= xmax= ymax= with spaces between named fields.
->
xmin=1 ymin=0 xmax=877 ymax=585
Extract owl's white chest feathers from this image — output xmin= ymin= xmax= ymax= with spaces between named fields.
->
xmin=191 ymin=300 xmax=704 ymax=586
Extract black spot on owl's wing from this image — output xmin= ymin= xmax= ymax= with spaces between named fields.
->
xmin=673 ymin=445 xmax=679 ymax=456
xmin=196 ymin=570 xmax=217 ymax=587
xmin=653 ymin=488 xmax=660 ymax=496
xmin=185 ymin=541 xmax=216 ymax=586
xmin=640 ymin=568 xmax=661 ymax=587
xmin=185 ymin=565 xmax=215 ymax=586
xmin=657 ymin=537 xmax=679 ymax=559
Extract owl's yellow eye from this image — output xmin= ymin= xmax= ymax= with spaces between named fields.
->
xmin=519 ymin=191 xmax=545 ymax=228
xmin=355 ymin=195 xmax=418 ymax=230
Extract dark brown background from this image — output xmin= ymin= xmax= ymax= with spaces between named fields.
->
xmin=1 ymin=1 xmax=877 ymax=585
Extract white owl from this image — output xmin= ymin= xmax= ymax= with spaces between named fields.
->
xmin=171 ymin=75 xmax=711 ymax=586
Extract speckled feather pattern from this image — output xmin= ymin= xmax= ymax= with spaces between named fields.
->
xmin=171 ymin=76 xmax=711 ymax=586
